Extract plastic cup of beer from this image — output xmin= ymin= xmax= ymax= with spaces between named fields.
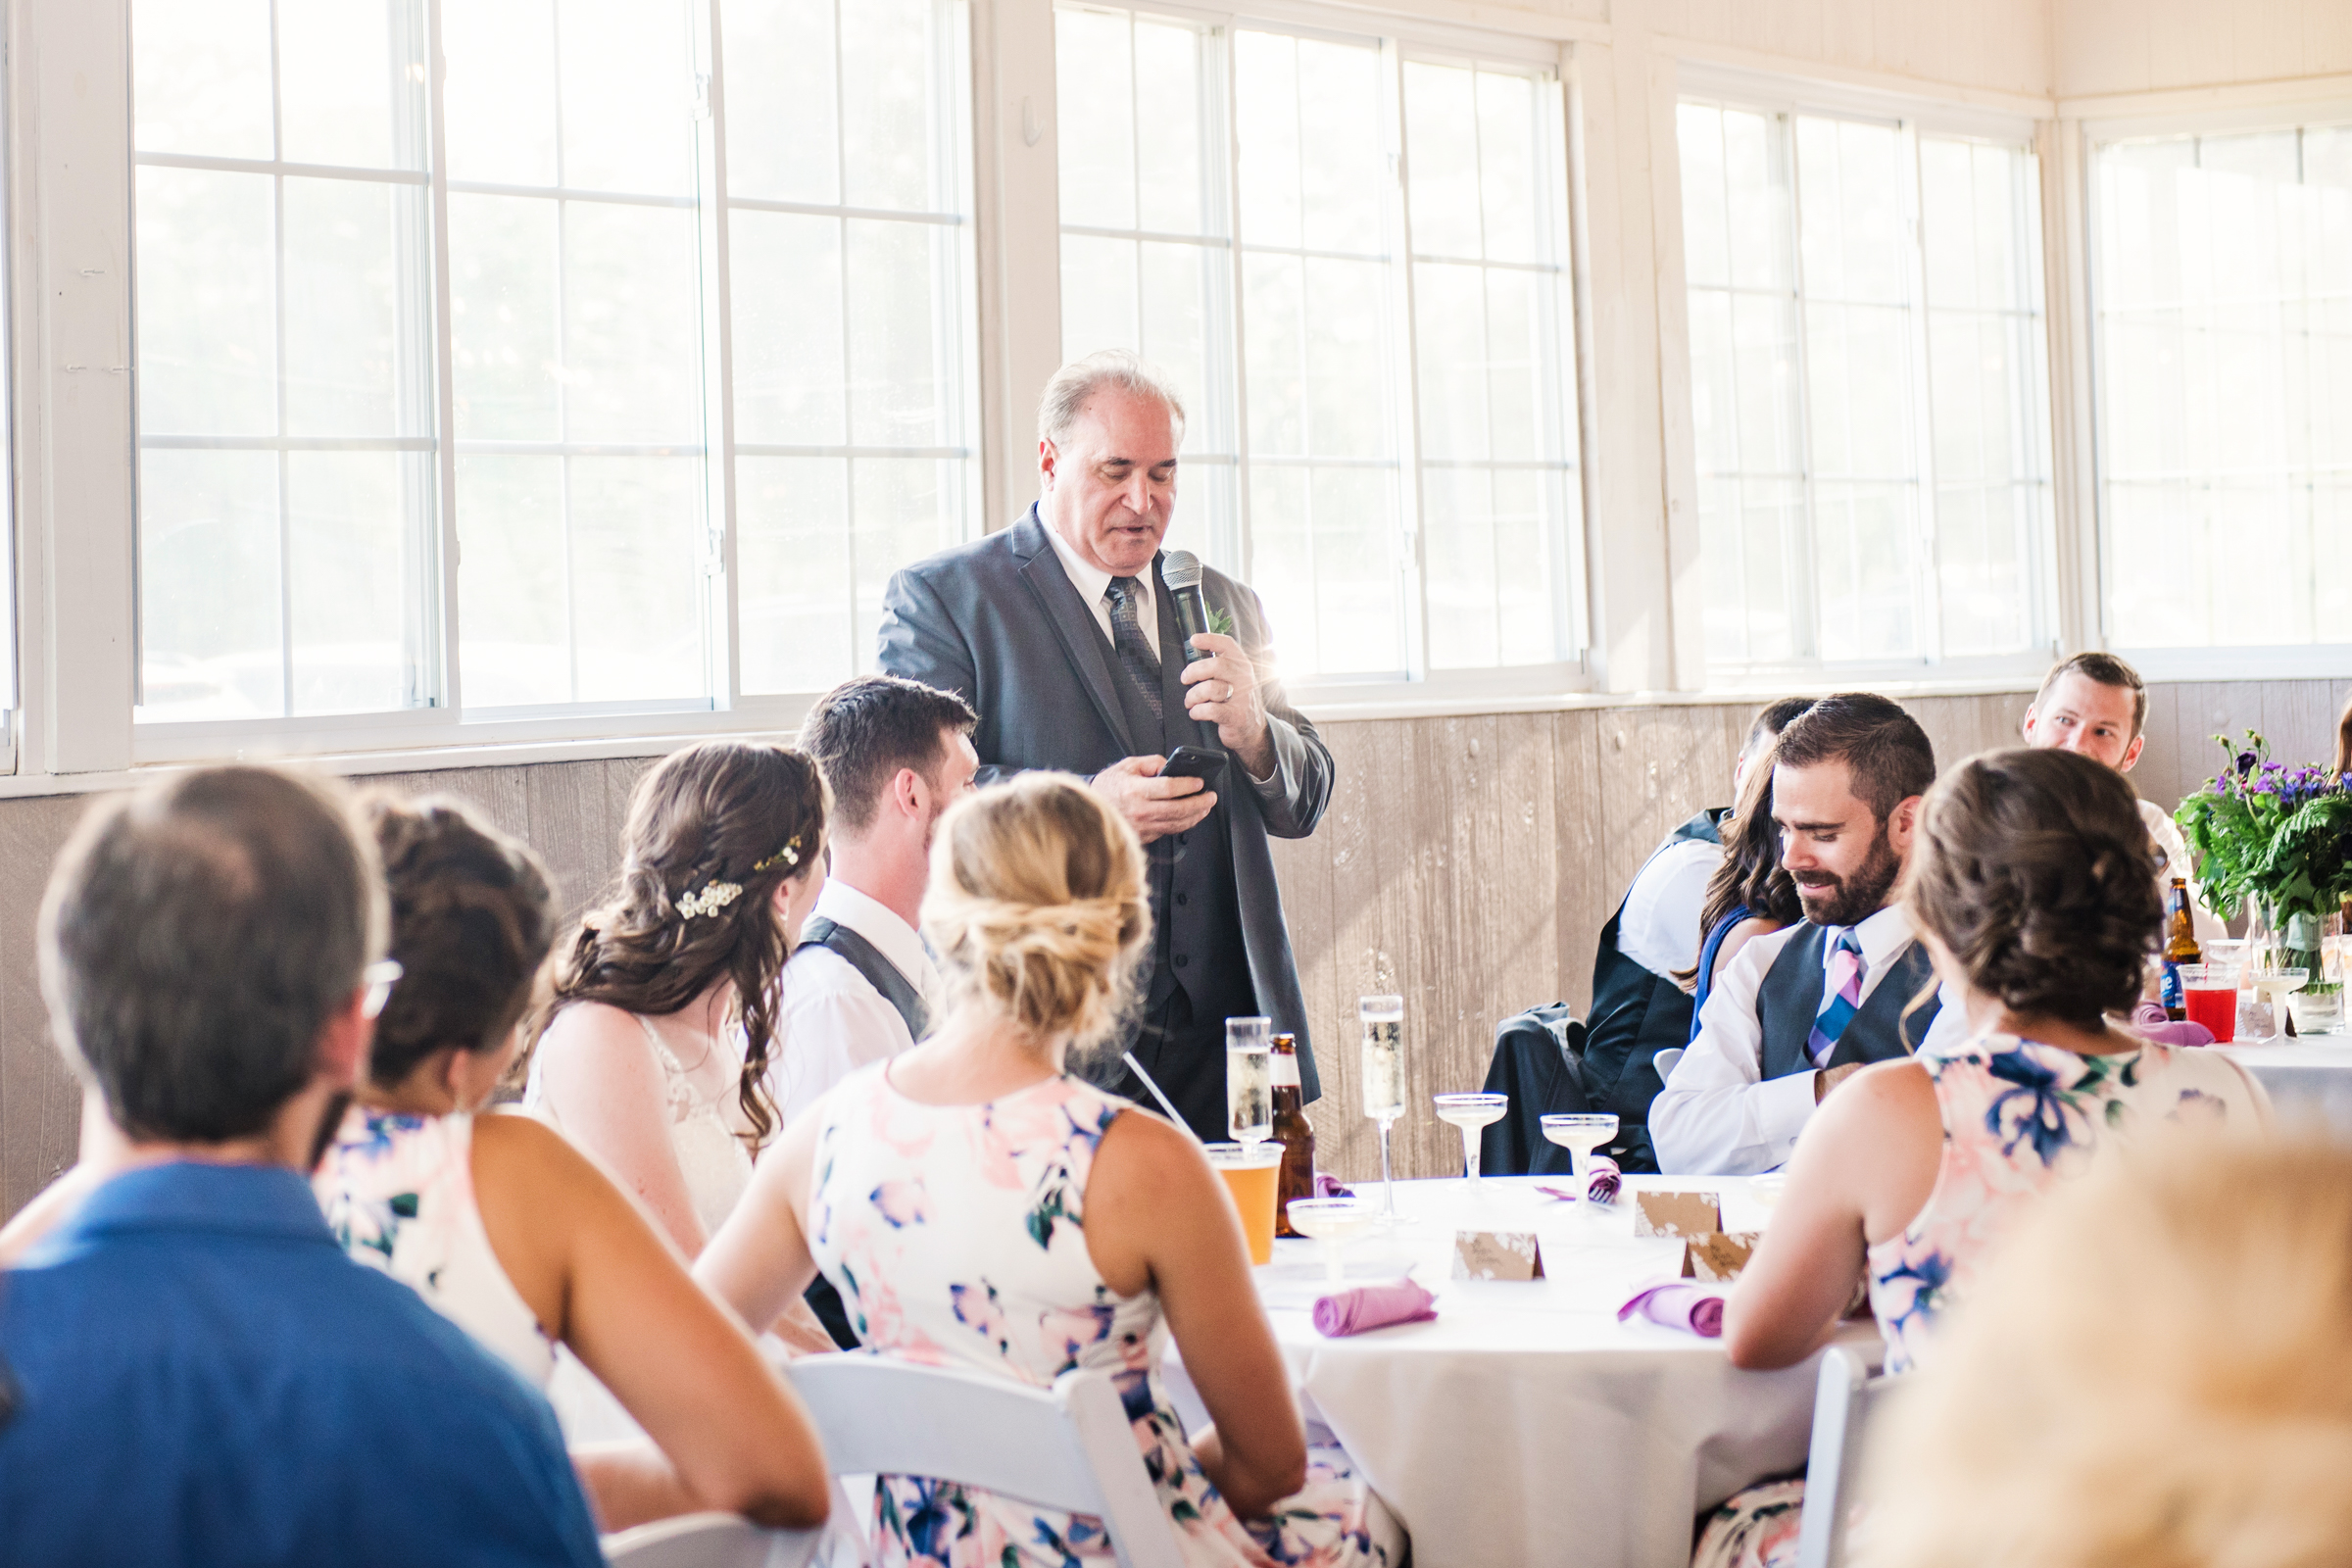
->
xmin=2180 ymin=962 xmax=2238 ymax=1043
xmin=1203 ymin=1142 xmax=1287 ymax=1266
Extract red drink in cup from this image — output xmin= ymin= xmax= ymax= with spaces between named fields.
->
xmin=2179 ymin=964 xmax=2236 ymax=1043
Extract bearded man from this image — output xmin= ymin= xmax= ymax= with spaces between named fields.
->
xmin=1650 ymin=693 xmax=1968 ymax=1175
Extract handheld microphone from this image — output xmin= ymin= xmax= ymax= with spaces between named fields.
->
xmin=1161 ymin=551 xmax=1214 ymax=664
xmin=1160 ymin=550 xmax=1223 ymax=749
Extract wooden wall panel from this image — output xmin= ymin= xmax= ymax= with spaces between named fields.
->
xmin=4 ymin=680 xmax=2347 ymax=1217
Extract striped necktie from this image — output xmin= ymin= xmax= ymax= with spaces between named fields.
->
xmin=1807 ymin=928 xmax=1866 ymax=1068
xmin=1102 ymin=577 xmax=1163 ymax=726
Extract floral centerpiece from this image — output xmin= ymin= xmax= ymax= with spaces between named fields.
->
xmin=2175 ymin=731 xmax=2352 ymax=1025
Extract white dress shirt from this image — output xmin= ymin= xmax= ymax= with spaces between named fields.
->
xmin=2141 ymin=798 xmax=2224 ymax=945
xmin=767 ymin=879 xmax=941 ymax=1134
xmin=1044 ymin=519 xmax=1159 ymax=657
xmin=1650 ymin=903 xmax=1968 ymax=1176
xmin=1615 ymin=836 xmax=1723 ymax=981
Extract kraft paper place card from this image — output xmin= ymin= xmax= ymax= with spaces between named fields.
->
xmin=1634 ymin=1189 xmax=1723 ymax=1240
xmin=1452 ymin=1229 xmax=1546 ymax=1281
xmin=1680 ymin=1231 xmax=1763 ymax=1284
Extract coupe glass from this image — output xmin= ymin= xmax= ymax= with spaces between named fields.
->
xmin=1284 ymin=1197 xmax=1376 ymax=1283
xmin=1358 ymin=995 xmax=1405 ymax=1225
xmin=1432 ymin=1093 xmax=1508 ymax=1181
xmin=1540 ymin=1112 xmax=1620 ymax=1205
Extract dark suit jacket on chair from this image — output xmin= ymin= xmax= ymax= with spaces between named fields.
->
xmin=876 ymin=505 xmax=1336 ymax=1100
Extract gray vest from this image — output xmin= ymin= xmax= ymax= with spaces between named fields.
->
xmin=1756 ymin=922 xmax=1941 ymax=1082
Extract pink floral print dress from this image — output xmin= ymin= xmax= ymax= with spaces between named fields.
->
xmin=808 ymin=1062 xmax=1403 ymax=1568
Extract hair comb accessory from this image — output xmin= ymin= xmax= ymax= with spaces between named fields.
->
xmin=754 ymin=835 xmax=803 ymax=873
xmin=677 ymin=880 xmax=744 ymax=920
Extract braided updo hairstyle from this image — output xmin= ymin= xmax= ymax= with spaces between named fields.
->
xmin=544 ymin=741 xmax=828 ymax=1146
xmin=363 ymin=792 xmax=558 ymax=1087
xmin=921 ymin=773 xmax=1152 ymax=1052
xmin=1903 ymin=748 xmax=2163 ymax=1027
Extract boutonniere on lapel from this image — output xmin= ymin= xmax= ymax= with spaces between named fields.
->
xmin=1208 ymin=607 xmax=1235 ymax=639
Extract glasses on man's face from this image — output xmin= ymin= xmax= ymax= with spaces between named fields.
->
xmin=360 ymin=959 xmax=404 ymax=1020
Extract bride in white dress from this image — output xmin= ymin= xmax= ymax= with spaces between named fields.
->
xmin=523 ymin=741 xmax=835 ymax=1435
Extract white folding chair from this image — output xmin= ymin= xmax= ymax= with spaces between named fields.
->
xmin=1793 ymin=1345 xmax=1899 ymax=1568
xmin=601 ymin=1510 xmax=821 ymax=1568
xmin=787 ymin=1351 xmax=1187 ymax=1568
xmin=1652 ymin=1046 xmax=1687 ymax=1084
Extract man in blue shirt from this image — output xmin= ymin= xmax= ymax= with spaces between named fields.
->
xmin=0 ymin=766 xmax=602 ymax=1567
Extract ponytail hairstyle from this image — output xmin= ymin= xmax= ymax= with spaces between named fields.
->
xmin=1902 ymin=748 xmax=2161 ymax=1029
xmin=921 ymin=773 xmax=1152 ymax=1054
xmin=362 ymin=793 xmax=559 ymax=1089
xmin=542 ymin=741 xmax=828 ymax=1146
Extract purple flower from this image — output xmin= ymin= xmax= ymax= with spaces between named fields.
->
xmin=2238 ymin=751 xmax=2261 ymax=776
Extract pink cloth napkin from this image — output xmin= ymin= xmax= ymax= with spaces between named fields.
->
xmin=2130 ymin=1003 xmax=2215 ymax=1049
xmin=1586 ymin=1155 xmax=1622 ymax=1204
xmin=1617 ymin=1278 xmax=1726 ymax=1338
xmin=1313 ymin=1172 xmax=1354 ymax=1199
xmin=1313 ymin=1278 xmax=1438 ymax=1338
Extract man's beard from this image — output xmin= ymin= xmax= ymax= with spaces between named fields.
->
xmin=1795 ymin=828 xmax=1901 ymax=928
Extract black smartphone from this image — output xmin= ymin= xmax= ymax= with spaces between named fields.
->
xmin=1161 ymin=745 xmax=1226 ymax=781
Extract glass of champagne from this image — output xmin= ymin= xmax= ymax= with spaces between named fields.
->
xmin=1359 ymin=996 xmax=1405 ymax=1225
xmin=1225 ymin=1017 xmax=1274 ymax=1148
xmin=1541 ymin=1113 xmax=1620 ymax=1206
xmin=1432 ymin=1094 xmax=1508 ymax=1181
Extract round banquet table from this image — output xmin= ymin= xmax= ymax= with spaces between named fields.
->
xmin=2216 ymin=1038 xmax=2352 ymax=1137
xmin=1162 ymin=1174 xmax=1879 ymax=1568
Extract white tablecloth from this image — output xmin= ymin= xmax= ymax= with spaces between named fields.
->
xmin=2217 ymin=1039 xmax=2352 ymax=1136
xmin=1166 ymin=1175 xmax=1876 ymax=1568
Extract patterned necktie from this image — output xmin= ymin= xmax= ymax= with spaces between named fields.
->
xmin=1807 ymin=928 xmax=1866 ymax=1068
xmin=1102 ymin=577 xmax=1163 ymax=726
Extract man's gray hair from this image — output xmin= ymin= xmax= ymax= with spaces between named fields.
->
xmin=1037 ymin=349 xmax=1188 ymax=446
xmin=39 ymin=765 xmax=388 ymax=1144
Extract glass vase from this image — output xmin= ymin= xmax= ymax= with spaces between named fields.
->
xmin=2255 ymin=898 xmax=2344 ymax=1036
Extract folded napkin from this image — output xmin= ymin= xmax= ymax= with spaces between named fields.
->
xmin=1586 ymin=1155 xmax=1621 ymax=1204
xmin=1313 ymin=1172 xmax=1354 ymax=1199
xmin=1313 ymin=1279 xmax=1438 ymax=1338
xmin=2129 ymin=1004 xmax=2215 ymax=1049
xmin=1617 ymin=1278 xmax=1726 ymax=1339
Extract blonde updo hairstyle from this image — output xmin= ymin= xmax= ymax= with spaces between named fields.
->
xmin=1869 ymin=1135 xmax=2352 ymax=1568
xmin=922 ymin=774 xmax=1152 ymax=1052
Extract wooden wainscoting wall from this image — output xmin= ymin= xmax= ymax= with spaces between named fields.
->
xmin=1 ymin=677 xmax=2346 ymax=1218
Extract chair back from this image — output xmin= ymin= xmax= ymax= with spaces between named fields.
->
xmin=1651 ymin=1046 xmax=1686 ymax=1084
xmin=788 ymin=1352 xmax=1186 ymax=1568
xmin=1793 ymin=1346 xmax=1898 ymax=1568
xmin=601 ymin=1510 xmax=820 ymax=1568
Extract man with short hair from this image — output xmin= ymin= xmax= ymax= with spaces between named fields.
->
xmin=2021 ymin=651 xmax=2220 ymax=943
xmin=878 ymin=350 xmax=1333 ymax=1142
xmin=0 ymin=766 xmax=601 ymax=1566
xmin=1651 ymin=695 xmax=1968 ymax=1176
xmin=777 ymin=672 xmax=979 ymax=1128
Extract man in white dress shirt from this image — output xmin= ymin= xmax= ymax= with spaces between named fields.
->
xmin=2020 ymin=651 xmax=2222 ymax=947
xmin=1652 ymin=694 xmax=1969 ymax=1175
xmin=773 ymin=673 xmax=979 ymax=1132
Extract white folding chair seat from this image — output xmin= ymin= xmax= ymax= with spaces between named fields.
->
xmin=1793 ymin=1345 xmax=1899 ymax=1568
xmin=787 ymin=1350 xmax=1187 ymax=1568
xmin=601 ymin=1510 xmax=821 ymax=1568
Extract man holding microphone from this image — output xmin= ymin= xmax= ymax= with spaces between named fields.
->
xmin=878 ymin=350 xmax=1335 ymax=1141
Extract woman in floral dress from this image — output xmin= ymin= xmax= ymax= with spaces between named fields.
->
xmin=700 ymin=773 xmax=1404 ymax=1568
xmin=1691 ymin=748 xmax=2269 ymax=1568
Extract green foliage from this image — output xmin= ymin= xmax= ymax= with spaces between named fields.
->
xmin=2174 ymin=730 xmax=2352 ymax=924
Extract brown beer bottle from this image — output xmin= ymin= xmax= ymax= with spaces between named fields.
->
xmin=1270 ymin=1034 xmax=1315 ymax=1238
xmin=2161 ymin=876 xmax=2201 ymax=1021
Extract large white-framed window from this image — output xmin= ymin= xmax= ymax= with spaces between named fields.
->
xmin=126 ymin=0 xmax=979 ymax=758
xmin=2089 ymin=114 xmax=2352 ymax=667
xmin=1676 ymin=79 xmax=2056 ymax=679
xmin=1053 ymin=5 xmax=1586 ymax=690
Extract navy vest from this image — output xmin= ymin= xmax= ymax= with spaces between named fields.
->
xmin=1755 ymin=922 xmax=1941 ymax=1081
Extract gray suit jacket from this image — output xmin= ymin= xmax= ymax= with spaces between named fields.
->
xmin=877 ymin=506 xmax=1335 ymax=1099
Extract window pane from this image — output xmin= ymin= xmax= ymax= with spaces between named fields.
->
xmin=738 ymin=457 xmax=853 ymax=695
xmin=136 ymin=167 xmax=276 ymax=437
xmin=840 ymin=0 xmax=941 ymax=213
xmin=456 ymin=455 xmax=568 ymax=708
xmin=287 ymin=451 xmax=411 ymax=714
xmin=721 ymin=0 xmax=840 ymax=206
xmin=559 ymin=0 xmax=695 ymax=197
xmin=1134 ymin=20 xmax=1205 ymax=236
xmin=845 ymin=219 xmax=949 ymax=447
xmin=449 ymin=193 xmax=560 ymax=441
xmin=138 ymin=450 xmax=282 ymax=720
xmin=443 ymin=0 xmax=559 ymax=186
xmin=1056 ymin=8 xmax=1139 ymax=231
xmin=276 ymin=0 xmax=414 ymax=172
xmin=2094 ymin=124 xmax=2352 ymax=651
xmin=563 ymin=203 xmax=703 ymax=445
xmin=283 ymin=177 xmax=414 ymax=438
xmin=133 ymin=0 xmax=273 ymax=159
xmin=570 ymin=458 xmax=704 ymax=700
xmin=733 ymin=212 xmax=848 ymax=447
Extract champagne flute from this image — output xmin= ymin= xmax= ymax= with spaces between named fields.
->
xmin=1358 ymin=996 xmax=1405 ymax=1226
xmin=1225 ymin=1017 xmax=1274 ymax=1149
xmin=1432 ymin=1093 xmax=1508 ymax=1181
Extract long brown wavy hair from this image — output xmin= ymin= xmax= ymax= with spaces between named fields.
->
xmin=1674 ymin=741 xmax=1802 ymax=986
xmin=541 ymin=741 xmax=828 ymax=1146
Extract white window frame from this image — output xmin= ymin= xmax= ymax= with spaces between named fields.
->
xmin=1667 ymin=64 xmax=2062 ymax=693
xmin=2079 ymin=96 xmax=2352 ymax=685
xmin=1052 ymin=2 xmax=1592 ymax=705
